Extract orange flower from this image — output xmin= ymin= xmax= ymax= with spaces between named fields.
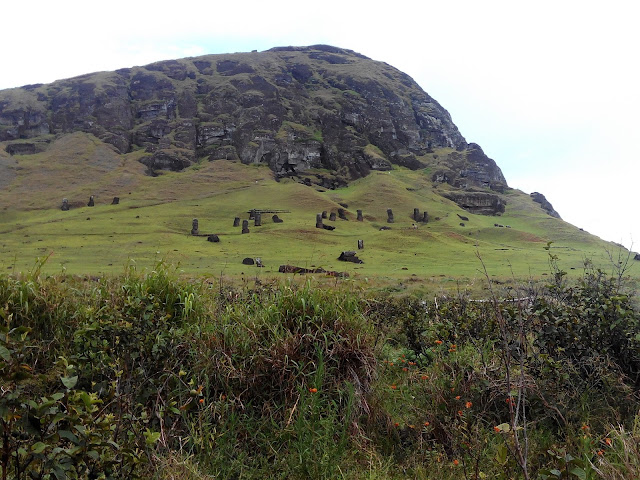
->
xmin=424 ymin=421 xmax=430 ymax=426
xmin=450 ymin=344 xmax=457 ymax=349
xmin=458 ymin=410 xmax=463 ymax=416
xmin=421 ymin=375 xmax=429 ymax=380
xmin=493 ymin=426 xmax=501 ymax=433
xmin=394 ymin=422 xmax=400 ymax=427
xmin=408 ymin=361 xmax=416 ymax=366
xmin=453 ymin=459 xmax=459 ymax=466
xmin=199 ymin=398 xmax=204 ymax=404
xmin=605 ymin=438 xmax=612 ymax=447
xmin=309 ymin=387 xmax=318 ymax=393
xmin=409 ymin=424 xmax=415 ymax=429
xmin=390 ymin=385 xmax=397 ymax=390
xmin=402 ymin=367 xmax=408 ymax=372
xmin=455 ymin=395 xmax=461 ymax=400
xmin=435 ymin=340 xmax=443 ymax=345
xmin=581 ymin=425 xmax=590 ymax=431
xmin=597 ymin=450 xmax=604 ymax=456
xmin=465 ymin=401 xmax=473 ymax=409
xmin=389 ymin=362 xmax=394 ymax=366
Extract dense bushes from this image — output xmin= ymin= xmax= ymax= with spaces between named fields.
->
xmin=1 ymin=261 xmax=639 ymax=479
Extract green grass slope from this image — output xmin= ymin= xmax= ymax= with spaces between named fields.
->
xmin=0 ymin=133 xmax=631 ymax=285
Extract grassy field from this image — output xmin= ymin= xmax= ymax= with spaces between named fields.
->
xmin=0 ymin=133 xmax=633 ymax=290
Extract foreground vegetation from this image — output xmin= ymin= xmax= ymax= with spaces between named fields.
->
xmin=1 ymin=256 xmax=639 ymax=479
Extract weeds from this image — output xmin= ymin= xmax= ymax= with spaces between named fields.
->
xmin=2 ymin=259 xmax=640 ymax=478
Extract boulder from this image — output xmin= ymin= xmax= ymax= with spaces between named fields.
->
xmin=272 ymin=214 xmax=283 ymax=223
xmin=207 ymin=234 xmax=220 ymax=242
xmin=338 ymin=251 xmax=363 ymax=264
xmin=242 ymin=257 xmax=255 ymax=265
xmin=111 ymin=197 xmax=120 ymax=205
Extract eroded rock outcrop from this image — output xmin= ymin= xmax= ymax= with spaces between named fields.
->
xmin=0 ymin=45 xmax=496 ymax=185
xmin=530 ymin=192 xmax=561 ymax=218
xmin=443 ymin=191 xmax=506 ymax=215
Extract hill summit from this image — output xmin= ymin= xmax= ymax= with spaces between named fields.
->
xmin=1 ymin=45 xmax=507 ymax=197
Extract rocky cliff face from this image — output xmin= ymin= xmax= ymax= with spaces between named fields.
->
xmin=0 ymin=45 xmax=508 ymax=194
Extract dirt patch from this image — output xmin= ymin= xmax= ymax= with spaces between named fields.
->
xmin=515 ymin=231 xmax=546 ymax=242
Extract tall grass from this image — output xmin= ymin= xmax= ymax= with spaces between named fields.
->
xmin=2 ymin=262 xmax=640 ymax=479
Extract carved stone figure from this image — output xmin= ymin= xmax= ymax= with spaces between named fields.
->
xmin=61 ymin=198 xmax=69 ymax=211
xmin=191 ymin=218 xmax=199 ymax=235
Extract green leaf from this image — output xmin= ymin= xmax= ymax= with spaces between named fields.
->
xmin=143 ymin=429 xmax=161 ymax=445
xmin=0 ymin=345 xmax=10 ymax=361
xmin=32 ymin=442 xmax=48 ymax=454
xmin=59 ymin=429 xmax=79 ymax=444
xmin=61 ymin=375 xmax=78 ymax=389
xmin=569 ymin=467 xmax=587 ymax=480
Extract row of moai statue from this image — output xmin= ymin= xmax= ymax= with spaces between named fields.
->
xmin=192 ymin=211 xmax=283 ymax=237
xmin=61 ymin=196 xmax=119 ymax=211
xmin=315 ymin=208 xmax=427 ymax=226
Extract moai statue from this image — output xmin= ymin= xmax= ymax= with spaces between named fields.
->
xmin=249 ymin=209 xmax=256 ymax=220
xmin=321 ymin=210 xmax=327 ymax=219
xmin=61 ymin=198 xmax=70 ymax=211
xmin=357 ymin=209 xmax=363 ymax=222
xmin=413 ymin=208 xmax=421 ymax=222
xmin=338 ymin=208 xmax=347 ymax=220
xmin=233 ymin=217 xmax=241 ymax=227
xmin=387 ymin=208 xmax=394 ymax=223
xmin=358 ymin=239 xmax=364 ymax=250
xmin=316 ymin=214 xmax=324 ymax=229
xmin=242 ymin=220 xmax=250 ymax=234
xmin=254 ymin=213 xmax=262 ymax=227
xmin=88 ymin=196 xmax=95 ymax=207
xmin=191 ymin=218 xmax=199 ymax=235
xmin=329 ymin=212 xmax=337 ymax=221
xmin=207 ymin=234 xmax=220 ymax=243
xmin=422 ymin=211 xmax=429 ymax=223
xmin=112 ymin=197 xmax=120 ymax=205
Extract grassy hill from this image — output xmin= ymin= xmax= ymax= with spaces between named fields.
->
xmin=1 ymin=132 xmax=629 ymax=289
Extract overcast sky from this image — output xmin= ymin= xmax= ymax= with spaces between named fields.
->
xmin=2 ymin=0 xmax=638 ymax=251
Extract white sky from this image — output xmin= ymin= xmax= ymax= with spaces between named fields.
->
xmin=2 ymin=0 xmax=638 ymax=251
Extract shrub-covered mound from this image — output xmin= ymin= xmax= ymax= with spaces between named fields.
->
xmin=1 ymin=261 xmax=639 ymax=479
